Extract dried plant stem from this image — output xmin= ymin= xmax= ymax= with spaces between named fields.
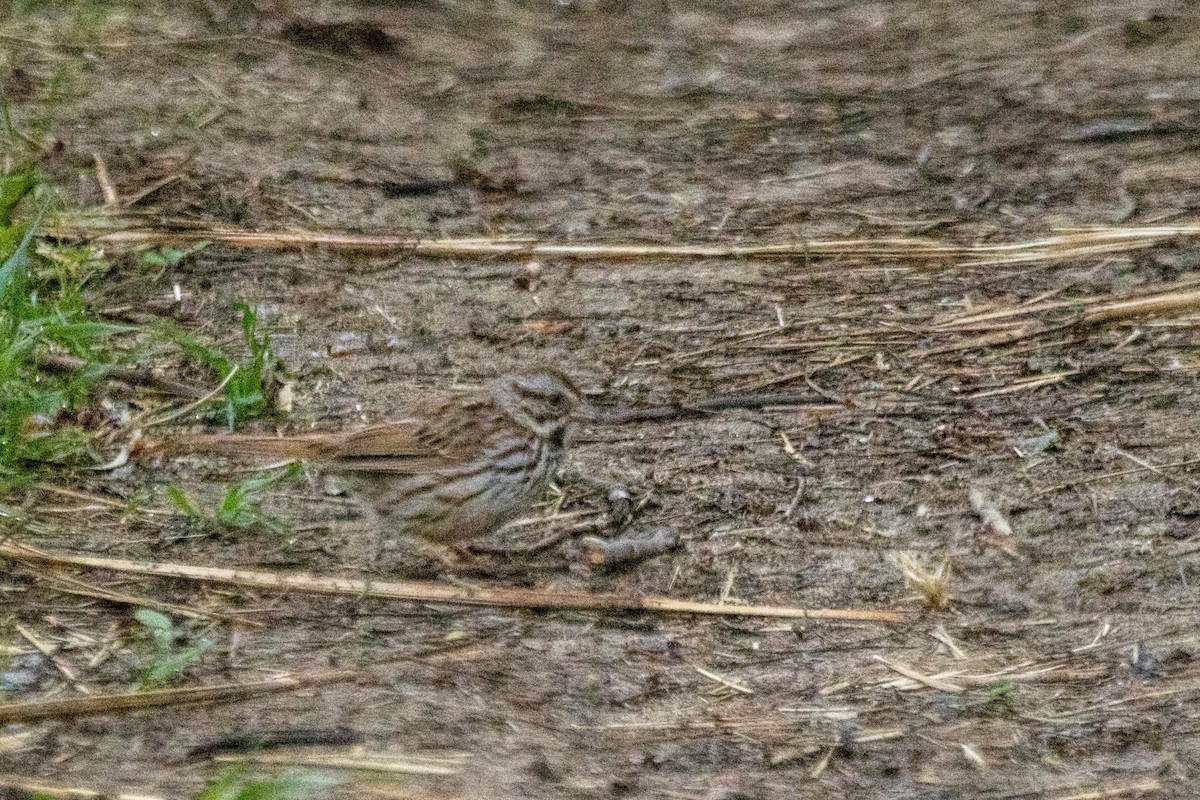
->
xmin=0 ymin=668 xmax=360 ymax=724
xmin=210 ymin=751 xmax=465 ymax=776
xmin=46 ymin=222 xmax=1200 ymax=266
xmin=0 ymin=773 xmax=164 ymax=800
xmin=0 ymin=541 xmax=907 ymax=623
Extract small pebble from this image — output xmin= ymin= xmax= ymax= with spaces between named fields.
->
xmin=328 ymin=332 xmax=370 ymax=357
xmin=607 ymin=484 xmax=633 ymax=527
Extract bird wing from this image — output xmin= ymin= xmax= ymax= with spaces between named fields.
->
xmin=329 ymin=416 xmax=476 ymax=474
xmin=176 ymin=395 xmax=492 ymax=474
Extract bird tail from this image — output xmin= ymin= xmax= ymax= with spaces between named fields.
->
xmin=160 ymin=432 xmax=337 ymax=462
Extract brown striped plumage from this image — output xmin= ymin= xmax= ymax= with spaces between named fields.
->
xmin=183 ymin=371 xmax=584 ymax=543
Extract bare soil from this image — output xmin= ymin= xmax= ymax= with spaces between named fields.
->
xmin=3 ymin=1 xmax=1200 ymax=797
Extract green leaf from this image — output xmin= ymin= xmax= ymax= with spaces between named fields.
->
xmin=133 ymin=608 xmax=174 ymax=652
xmin=193 ymin=769 xmax=247 ymax=800
xmin=153 ymin=318 xmax=234 ymax=375
xmin=138 ymin=241 xmax=210 ymax=270
xmin=0 ymin=166 xmax=36 ymax=227
xmin=134 ymin=608 xmax=173 ymax=633
xmin=143 ymin=638 xmax=211 ymax=686
xmin=195 ymin=769 xmax=340 ymax=800
xmin=165 ymin=485 xmax=202 ymax=519
xmin=134 ymin=609 xmax=212 ymax=688
xmin=0 ymin=223 xmax=34 ymax=320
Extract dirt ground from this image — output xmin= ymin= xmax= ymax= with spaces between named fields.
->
xmin=3 ymin=1 xmax=1200 ymax=797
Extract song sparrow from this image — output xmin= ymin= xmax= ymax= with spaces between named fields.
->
xmin=181 ymin=370 xmax=587 ymax=547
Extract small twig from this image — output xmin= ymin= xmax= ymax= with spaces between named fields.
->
xmin=1045 ymin=779 xmax=1162 ymax=800
xmin=470 ymin=511 xmax=601 ymax=554
xmin=1110 ymin=446 xmax=1200 ymax=493
xmin=0 ymin=668 xmax=361 ymax=724
xmin=1034 ymin=456 xmax=1200 ymax=497
xmin=0 ymin=632 xmax=484 ymax=726
xmin=732 ymin=353 xmax=869 ymax=393
xmin=969 ymin=486 xmax=1014 ymax=536
xmin=35 ymin=352 xmax=208 ymax=398
xmin=873 ymin=655 xmax=965 ymax=693
xmin=91 ymin=151 xmax=119 ymax=206
xmin=186 ymin=728 xmax=361 ymax=759
xmin=809 ymin=747 xmax=835 ymax=779
xmin=211 ymin=751 xmax=466 ymax=775
xmin=576 ymin=528 xmax=679 ymax=568
xmin=967 ymin=370 xmax=1078 ymax=399
xmin=470 ymin=527 xmax=577 ymax=554
xmin=34 ymin=483 xmax=131 ymax=510
xmin=804 ymin=375 xmax=850 ymax=405
xmin=14 ymin=624 xmax=82 ymax=687
xmin=931 ymin=625 xmax=967 ymax=660
xmin=917 ymin=321 xmax=1065 ymax=357
xmin=694 ymin=665 xmax=753 ymax=695
xmin=30 ymin=566 xmax=257 ymax=626
xmin=604 ymin=394 xmax=838 ymax=424
xmin=122 ymin=173 xmax=184 ymax=207
xmin=141 ymin=364 xmax=240 ymax=427
xmin=782 ymin=479 xmax=805 ymax=522
xmin=926 ymin=281 xmax=1200 ymax=356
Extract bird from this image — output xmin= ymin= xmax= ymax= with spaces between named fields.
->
xmin=177 ymin=370 xmax=588 ymax=558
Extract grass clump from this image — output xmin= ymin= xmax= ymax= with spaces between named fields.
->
xmin=138 ymin=241 xmax=210 ymax=272
xmin=0 ymin=155 xmax=287 ymax=536
xmin=166 ymin=462 xmax=302 ymax=535
xmin=980 ymin=679 xmax=1019 ymax=716
xmin=888 ymin=550 xmax=952 ymax=610
xmin=132 ymin=608 xmax=212 ymax=689
xmin=155 ymin=302 xmax=284 ymax=429
xmin=0 ymin=166 xmax=131 ymax=488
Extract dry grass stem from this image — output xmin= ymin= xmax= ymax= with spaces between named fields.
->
xmin=931 ymin=626 xmax=967 ymax=659
xmin=14 ymin=624 xmax=83 ymax=687
xmin=1045 ymin=779 xmax=1163 ymax=800
xmin=888 ymin=551 xmax=952 ymax=609
xmin=872 ymin=655 xmax=965 ymax=693
xmin=90 ymin=151 xmax=119 ymax=206
xmin=967 ymin=370 xmax=1077 ymax=399
xmin=0 ymin=774 xmax=164 ymax=800
xmin=809 ymin=747 xmax=835 ymax=779
xmin=693 ymin=665 xmax=754 ymax=696
xmin=34 ymin=568 xmax=256 ymax=626
xmin=0 ymin=541 xmax=909 ymax=623
xmin=140 ymin=364 xmax=241 ymax=428
xmin=969 ymin=487 xmax=1014 ymax=536
xmin=878 ymin=662 xmax=1107 ymax=693
xmin=959 ymin=743 xmax=987 ymax=770
xmin=47 ymin=222 xmax=1200 ymax=266
xmin=1034 ymin=456 xmax=1200 ymax=497
xmin=210 ymin=751 xmax=467 ymax=775
xmin=0 ymin=668 xmax=362 ymax=724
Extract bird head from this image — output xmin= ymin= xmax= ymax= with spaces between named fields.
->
xmin=493 ymin=370 xmax=595 ymax=440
